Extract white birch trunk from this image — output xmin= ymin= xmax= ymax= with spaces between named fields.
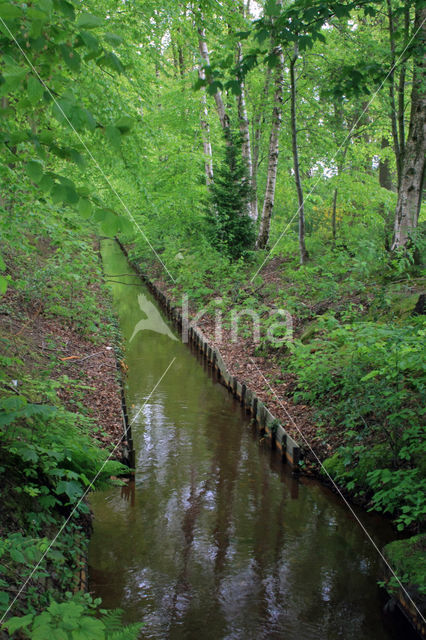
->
xmin=290 ymin=45 xmax=308 ymax=264
xmin=391 ymin=7 xmax=425 ymax=251
xmin=198 ymin=28 xmax=230 ymax=132
xmin=198 ymin=68 xmax=214 ymax=185
xmin=256 ymin=46 xmax=284 ymax=249
xmin=237 ymin=42 xmax=255 ymax=219
xmin=251 ymin=68 xmax=272 ymax=227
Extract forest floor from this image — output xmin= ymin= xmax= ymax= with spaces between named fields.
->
xmin=0 ymin=279 xmax=124 ymax=453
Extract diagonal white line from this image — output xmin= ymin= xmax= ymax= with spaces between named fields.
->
xmin=0 ymin=356 xmax=176 ymax=623
xmin=251 ymin=16 xmax=426 ymax=283
xmin=248 ymin=356 xmax=426 ymax=623
xmin=0 ymin=17 xmax=176 ymax=284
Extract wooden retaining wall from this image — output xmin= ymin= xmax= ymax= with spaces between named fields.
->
xmin=98 ymin=239 xmax=136 ymax=470
xmin=116 ymin=360 xmax=135 ymax=469
xmin=116 ymin=240 xmax=301 ymax=468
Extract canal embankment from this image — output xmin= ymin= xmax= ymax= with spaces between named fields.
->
xmin=0 ymin=231 xmax=133 ymax=631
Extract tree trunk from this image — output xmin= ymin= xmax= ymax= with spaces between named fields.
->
xmin=178 ymin=45 xmax=185 ymax=78
xmin=237 ymin=42 xmax=255 ymax=219
xmin=330 ymin=147 xmax=348 ymax=245
xmin=290 ymin=44 xmax=308 ymax=265
xmin=391 ymin=7 xmax=425 ymax=252
xmin=332 ymin=188 xmax=338 ymax=244
xmin=256 ymin=47 xmax=284 ymax=249
xmin=386 ymin=0 xmax=404 ymax=187
xmin=397 ymin=6 xmax=410 ymax=158
xmin=379 ymin=137 xmax=393 ymax=192
xmin=171 ymin=39 xmax=178 ymax=78
xmin=198 ymin=68 xmax=214 ymax=185
xmin=251 ymin=68 xmax=272 ymax=225
xmin=198 ymin=27 xmax=230 ymax=133
xmin=379 ymin=137 xmax=394 ymax=250
xmin=251 ymin=126 xmax=260 ymax=223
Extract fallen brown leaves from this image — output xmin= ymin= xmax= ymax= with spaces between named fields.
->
xmin=1 ymin=291 xmax=124 ymax=457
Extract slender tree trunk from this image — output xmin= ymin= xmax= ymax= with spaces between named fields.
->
xmin=397 ymin=69 xmax=406 ymax=162
xmin=178 ymin=45 xmax=185 ymax=78
xmin=256 ymin=47 xmax=284 ymax=249
xmin=379 ymin=137 xmax=393 ymax=192
xmin=237 ymin=42 xmax=255 ymax=219
xmin=171 ymin=39 xmax=179 ymax=77
xmin=290 ymin=44 xmax=308 ymax=265
xmin=251 ymin=127 xmax=260 ymax=222
xmin=198 ymin=27 xmax=230 ymax=133
xmin=361 ymin=101 xmax=372 ymax=172
xmin=330 ymin=145 xmax=349 ymax=244
xmin=251 ymin=68 xmax=272 ymax=224
xmin=387 ymin=0 xmax=403 ymax=186
xmin=198 ymin=67 xmax=214 ymax=185
xmin=391 ymin=7 xmax=425 ymax=252
xmin=332 ymin=188 xmax=338 ymax=244
xmin=330 ymin=103 xmax=342 ymax=244
xmin=379 ymin=137 xmax=395 ymax=250
xmin=397 ymin=6 xmax=410 ymax=161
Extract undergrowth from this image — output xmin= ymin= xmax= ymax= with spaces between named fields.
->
xmin=289 ymin=317 xmax=425 ymax=530
xmin=0 ymin=172 xmax=141 ymax=637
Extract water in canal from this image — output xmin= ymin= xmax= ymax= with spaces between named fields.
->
xmin=89 ymin=239 xmax=409 ymax=640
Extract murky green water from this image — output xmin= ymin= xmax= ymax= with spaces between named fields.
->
xmin=89 ymin=240 xmax=411 ymax=640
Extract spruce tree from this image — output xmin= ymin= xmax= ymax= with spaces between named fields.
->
xmin=207 ymin=131 xmax=255 ymax=260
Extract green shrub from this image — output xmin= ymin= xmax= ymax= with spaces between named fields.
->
xmin=0 ymin=394 xmax=127 ymax=617
xmin=290 ymin=317 xmax=426 ymax=529
xmin=3 ymin=593 xmax=142 ymax=640
xmin=206 ymin=131 xmax=255 ymax=260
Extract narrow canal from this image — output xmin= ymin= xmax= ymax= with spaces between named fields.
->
xmin=88 ymin=239 xmax=409 ymax=640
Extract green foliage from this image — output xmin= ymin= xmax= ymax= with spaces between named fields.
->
xmin=0 ymin=0 xmax=134 ymax=240
xmin=0 ymin=163 xmax=127 ymax=624
xmin=207 ymin=131 xmax=255 ymax=260
xmin=0 ymin=168 xmax=117 ymax=337
xmin=291 ymin=318 xmax=426 ymax=528
xmin=3 ymin=593 xmax=142 ymax=640
xmin=0 ymin=527 xmax=87 ymax=615
xmin=0 ymin=388 xmax=127 ymax=616
xmin=290 ymin=318 xmax=425 ymax=432
xmin=0 ymin=393 xmax=125 ymax=508
xmin=383 ymin=534 xmax=426 ymax=596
